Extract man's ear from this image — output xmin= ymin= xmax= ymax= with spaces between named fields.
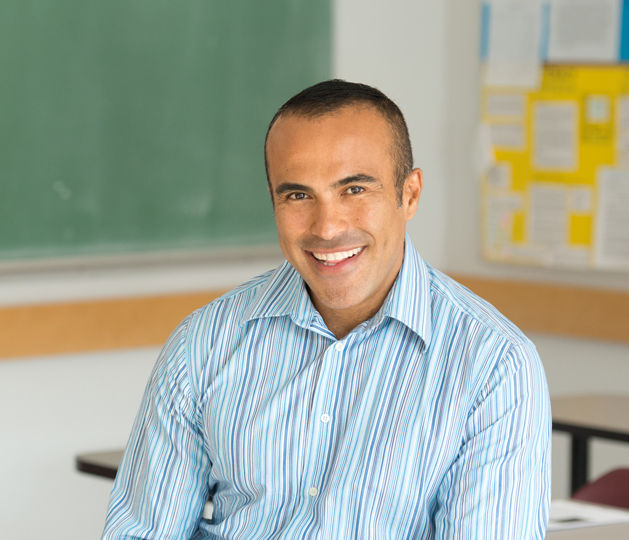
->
xmin=404 ymin=168 xmax=422 ymax=221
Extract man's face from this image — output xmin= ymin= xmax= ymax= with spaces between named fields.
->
xmin=265 ymin=105 xmax=422 ymax=324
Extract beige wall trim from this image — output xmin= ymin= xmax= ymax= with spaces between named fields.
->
xmin=0 ymin=290 xmax=228 ymax=360
xmin=450 ymin=274 xmax=629 ymax=345
xmin=2 ymin=276 xmax=628 ymax=360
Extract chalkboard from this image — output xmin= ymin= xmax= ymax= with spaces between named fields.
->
xmin=0 ymin=0 xmax=330 ymax=261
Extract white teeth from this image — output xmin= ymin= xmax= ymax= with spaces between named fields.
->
xmin=312 ymin=247 xmax=363 ymax=262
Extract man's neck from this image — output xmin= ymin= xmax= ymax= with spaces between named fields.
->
xmin=317 ymin=303 xmax=381 ymax=340
xmin=308 ymin=242 xmax=406 ymax=340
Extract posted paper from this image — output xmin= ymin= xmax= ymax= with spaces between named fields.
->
xmin=547 ymin=0 xmax=621 ymax=62
xmin=486 ymin=0 xmax=543 ymax=88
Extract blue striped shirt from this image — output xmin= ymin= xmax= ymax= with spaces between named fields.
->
xmin=103 ymin=237 xmax=551 ymax=539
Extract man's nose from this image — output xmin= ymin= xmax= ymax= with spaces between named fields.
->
xmin=310 ymin=200 xmax=349 ymax=240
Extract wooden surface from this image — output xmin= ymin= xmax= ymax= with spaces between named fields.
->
xmin=552 ymin=394 xmax=629 ymax=437
xmin=451 ymin=275 xmax=629 ymax=344
xmin=2 ymin=273 xmax=629 ymax=359
xmin=0 ymin=290 xmax=227 ymax=359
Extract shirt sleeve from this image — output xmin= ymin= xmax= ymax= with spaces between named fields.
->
xmin=102 ymin=316 xmax=212 ymax=540
xmin=434 ymin=340 xmax=552 ymax=540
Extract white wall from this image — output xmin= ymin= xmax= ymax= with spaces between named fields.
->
xmin=1 ymin=1 xmax=628 ymax=538
xmin=334 ymin=0 xmax=449 ymax=269
xmin=0 ymin=348 xmax=157 ymax=539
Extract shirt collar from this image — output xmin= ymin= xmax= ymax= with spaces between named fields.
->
xmin=370 ymin=234 xmax=432 ymax=345
xmin=242 ymin=260 xmax=317 ymax=330
xmin=242 ymin=234 xmax=432 ymax=345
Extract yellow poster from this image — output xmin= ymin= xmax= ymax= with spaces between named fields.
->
xmin=481 ymin=65 xmax=629 ymax=270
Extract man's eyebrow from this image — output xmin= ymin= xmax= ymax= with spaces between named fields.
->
xmin=274 ymin=174 xmax=379 ymax=196
xmin=332 ymin=174 xmax=379 ymax=188
xmin=274 ymin=182 xmax=314 ymax=196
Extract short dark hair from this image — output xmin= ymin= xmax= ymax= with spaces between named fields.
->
xmin=264 ymin=79 xmax=414 ymax=206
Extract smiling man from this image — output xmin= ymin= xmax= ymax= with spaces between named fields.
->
xmin=102 ymin=80 xmax=551 ymax=540
xmin=266 ymin=101 xmax=420 ymax=339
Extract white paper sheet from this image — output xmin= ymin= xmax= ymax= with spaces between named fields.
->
xmin=586 ymin=95 xmax=612 ymax=123
xmin=553 ymin=245 xmax=590 ymax=268
xmin=486 ymin=0 xmax=542 ymax=88
xmin=528 ymin=184 xmax=568 ymax=246
xmin=548 ymin=0 xmax=621 ymax=62
xmin=507 ymin=244 xmax=553 ymax=265
xmin=533 ymin=101 xmax=578 ymax=170
xmin=475 ymin=124 xmax=497 ymax=176
xmin=203 ymin=500 xmax=214 ymax=520
xmin=486 ymin=193 xmax=523 ymax=253
xmin=548 ymin=499 xmax=629 ymax=531
xmin=595 ymin=167 xmax=629 ymax=269
xmin=486 ymin=93 xmax=527 ymax=118
xmin=487 ymin=162 xmax=512 ymax=190
xmin=570 ymin=187 xmax=592 ymax=212
xmin=490 ymin=123 xmax=525 ymax=149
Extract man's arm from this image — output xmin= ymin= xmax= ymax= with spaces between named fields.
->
xmin=102 ymin=316 xmax=212 ymax=540
xmin=434 ymin=340 xmax=551 ymax=539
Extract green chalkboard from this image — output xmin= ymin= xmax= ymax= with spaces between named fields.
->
xmin=0 ymin=0 xmax=330 ymax=261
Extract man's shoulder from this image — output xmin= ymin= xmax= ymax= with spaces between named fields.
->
xmin=424 ymin=263 xmax=530 ymax=348
xmin=169 ymin=265 xmax=286 ymax=394
xmin=189 ymin=265 xmax=280 ymax=329
xmin=420 ymin=264 xmax=545 ymax=402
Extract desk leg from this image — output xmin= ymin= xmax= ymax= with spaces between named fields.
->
xmin=570 ymin=435 xmax=589 ymax=495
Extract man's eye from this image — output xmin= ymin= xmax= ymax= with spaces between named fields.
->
xmin=289 ymin=192 xmax=308 ymax=200
xmin=346 ymin=186 xmax=364 ymax=195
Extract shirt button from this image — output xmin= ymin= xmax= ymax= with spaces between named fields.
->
xmin=320 ymin=413 xmax=331 ymax=423
xmin=308 ymin=487 xmax=318 ymax=497
xmin=334 ymin=341 xmax=345 ymax=352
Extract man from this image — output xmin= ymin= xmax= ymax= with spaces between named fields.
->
xmin=103 ymin=80 xmax=551 ymax=539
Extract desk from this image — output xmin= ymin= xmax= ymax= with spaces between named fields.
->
xmin=76 ymin=449 xmax=123 ymax=480
xmin=546 ymin=522 xmax=629 ymax=539
xmin=551 ymin=394 xmax=629 ymax=494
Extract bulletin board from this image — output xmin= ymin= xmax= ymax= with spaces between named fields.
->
xmin=481 ymin=65 xmax=629 ymax=270
xmin=480 ymin=0 xmax=629 ymax=271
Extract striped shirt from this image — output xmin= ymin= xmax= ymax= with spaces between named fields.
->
xmin=102 ymin=237 xmax=551 ymax=539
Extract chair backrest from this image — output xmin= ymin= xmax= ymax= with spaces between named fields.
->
xmin=572 ymin=468 xmax=629 ymax=510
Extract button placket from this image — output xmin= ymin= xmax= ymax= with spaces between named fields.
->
xmin=300 ymin=342 xmax=343 ymax=503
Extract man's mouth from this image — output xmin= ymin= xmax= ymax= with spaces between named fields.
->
xmin=310 ymin=247 xmax=364 ymax=266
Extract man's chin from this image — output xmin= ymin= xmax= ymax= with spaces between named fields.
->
xmin=308 ymin=287 xmax=365 ymax=312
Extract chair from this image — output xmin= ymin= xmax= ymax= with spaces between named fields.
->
xmin=571 ymin=468 xmax=629 ymax=510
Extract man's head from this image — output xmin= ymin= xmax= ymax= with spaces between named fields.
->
xmin=265 ymin=80 xmax=414 ymax=206
xmin=265 ymin=80 xmax=422 ymax=335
